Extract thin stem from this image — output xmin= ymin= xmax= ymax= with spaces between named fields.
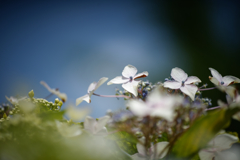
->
xmin=198 ymin=87 xmax=216 ymax=91
xmin=93 ymin=93 xmax=131 ymax=99
xmin=205 ymin=106 xmax=221 ymax=111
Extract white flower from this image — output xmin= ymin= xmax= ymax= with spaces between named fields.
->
xmin=65 ymin=105 xmax=90 ymax=121
xmin=5 ymin=96 xmax=26 ymax=105
xmin=131 ymin=142 xmax=169 ymax=160
xmin=84 ymin=115 xmax=110 ymax=136
xmin=163 ymin=67 xmax=201 ymax=101
xmin=127 ymin=87 xmax=183 ymax=121
xmin=107 ymin=65 xmax=148 ymax=97
xmin=40 ymin=81 xmax=67 ymax=102
xmin=209 ymin=68 xmax=240 ymax=86
xmin=76 ymin=77 xmax=108 ymax=106
xmin=56 ymin=121 xmax=82 ymax=137
xmin=199 ymin=133 xmax=239 ymax=160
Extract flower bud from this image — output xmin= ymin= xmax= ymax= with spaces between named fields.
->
xmin=55 ymin=98 xmax=59 ymax=104
xmin=57 ymin=101 xmax=63 ymax=107
xmin=28 ymin=90 xmax=34 ymax=98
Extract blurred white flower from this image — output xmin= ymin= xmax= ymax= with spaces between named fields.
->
xmin=199 ymin=133 xmax=239 ymax=160
xmin=209 ymin=68 xmax=240 ymax=86
xmin=66 ymin=105 xmax=90 ymax=122
xmin=84 ymin=115 xmax=110 ymax=136
xmin=107 ymin=65 xmax=148 ymax=97
xmin=76 ymin=77 xmax=108 ymax=106
xmin=56 ymin=121 xmax=82 ymax=137
xmin=5 ymin=96 xmax=26 ymax=105
xmin=40 ymin=81 xmax=67 ymax=102
xmin=127 ymin=88 xmax=183 ymax=121
xmin=131 ymin=142 xmax=169 ymax=160
xmin=164 ymin=67 xmax=201 ymax=101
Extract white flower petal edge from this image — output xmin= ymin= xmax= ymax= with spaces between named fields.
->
xmin=76 ymin=77 xmax=108 ymax=106
xmin=134 ymin=71 xmax=149 ymax=79
xmin=40 ymin=81 xmax=68 ymax=102
xmin=199 ymin=133 xmax=239 ymax=160
xmin=122 ymin=65 xmax=138 ymax=78
xmin=163 ymin=81 xmax=181 ymax=89
xmin=84 ymin=115 xmax=110 ymax=136
xmin=180 ymin=84 xmax=198 ymax=101
xmin=76 ymin=94 xmax=90 ymax=106
xmin=171 ymin=67 xmax=188 ymax=82
xmin=122 ymin=80 xmax=140 ymax=97
xmin=107 ymin=76 xmax=129 ymax=85
xmin=209 ymin=68 xmax=223 ymax=83
xmin=151 ymin=142 xmax=169 ymax=159
xmin=209 ymin=68 xmax=240 ymax=86
xmin=185 ymin=76 xmax=201 ymax=85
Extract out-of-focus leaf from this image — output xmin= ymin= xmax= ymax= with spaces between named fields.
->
xmin=171 ymin=107 xmax=240 ymax=158
xmin=38 ymin=110 xmax=65 ymax=121
xmin=158 ymin=132 xmax=168 ymax=143
xmin=3 ymin=113 xmax=7 ymax=119
xmin=107 ymin=131 xmax=138 ymax=155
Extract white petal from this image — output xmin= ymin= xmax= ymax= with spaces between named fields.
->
xmin=84 ymin=116 xmax=96 ymax=134
xmin=210 ymin=133 xmax=239 ymax=151
xmin=209 ymin=68 xmax=223 ymax=83
xmin=122 ymin=80 xmax=140 ymax=97
xmin=180 ymin=84 xmax=198 ymax=101
xmin=107 ymin=76 xmax=129 ymax=85
xmin=171 ymin=67 xmax=188 ymax=82
xmin=209 ymin=76 xmax=220 ymax=86
xmin=122 ymin=65 xmax=138 ymax=78
xmin=150 ymin=105 xmax=175 ymax=121
xmin=95 ymin=77 xmax=108 ymax=90
xmin=94 ymin=127 xmax=108 ymax=136
xmin=76 ymin=94 xmax=90 ymax=106
xmin=40 ymin=81 xmax=68 ymax=102
xmin=151 ymin=142 xmax=169 ymax=159
xmin=185 ymin=76 xmax=201 ymax=85
xmin=199 ymin=150 xmax=215 ymax=160
xmin=222 ymin=76 xmax=240 ymax=86
xmin=136 ymin=143 xmax=147 ymax=156
xmin=95 ymin=115 xmax=110 ymax=133
xmin=233 ymin=111 xmax=240 ymax=121
xmin=134 ymin=71 xmax=149 ymax=80
xmin=163 ymin=81 xmax=181 ymax=89
xmin=88 ymin=82 xmax=97 ymax=93
xmin=89 ymin=77 xmax=108 ymax=97
xmin=127 ymin=99 xmax=150 ymax=117
xmin=66 ymin=106 xmax=90 ymax=121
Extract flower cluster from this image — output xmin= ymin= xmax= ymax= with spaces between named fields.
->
xmin=2 ymin=65 xmax=240 ymax=160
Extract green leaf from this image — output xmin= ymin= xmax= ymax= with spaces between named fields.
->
xmin=107 ymin=131 xmax=138 ymax=155
xmin=38 ymin=110 xmax=65 ymax=121
xmin=171 ymin=107 xmax=240 ymax=158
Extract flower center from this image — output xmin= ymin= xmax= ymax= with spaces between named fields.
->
xmin=129 ymin=76 xmax=133 ymax=82
xmin=181 ymin=81 xmax=185 ymax=87
xmin=221 ymin=81 xmax=224 ymax=85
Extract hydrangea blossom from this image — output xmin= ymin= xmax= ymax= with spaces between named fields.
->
xmin=209 ymin=68 xmax=240 ymax=86
xmin=107 ymin=65 xmax=148 ymax=97
xmin=56 ymin=121 xmax=82 ymax=137
xmin=163 ymin=67 xmax=201 ymax=101
xmin=76 ymin=77 xmax=108 ymax=106
xmin=127 ymin=87 xmax=183 ymax=121
xmin=66 ymin=105 xmax=90 ymax=121
xmin=40 ymin=81 xmax=68 ymax=102
xmin=131 ymin=142 xmax=169 ymax=160
xmin=84 ymin=115 xmax=110 ymax=136
xmin=198 ymin=133 xmax=239 ymax=160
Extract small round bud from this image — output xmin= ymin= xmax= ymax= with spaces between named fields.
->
xmin=28 ymin=90 xmax=34 ymax=98
xmin=55 ymin=98 xmax=59 ymax=104
xmin=57 ymin=101 xmax=63 ymax=107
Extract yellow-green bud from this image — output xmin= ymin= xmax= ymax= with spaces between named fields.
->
xmin=28 ymin=90 xmax=34 ymax=98
xmin=55 ymin=98 xmax=59 ymax=104
xmin=57 ymin=101 xmax=63 ymax=107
